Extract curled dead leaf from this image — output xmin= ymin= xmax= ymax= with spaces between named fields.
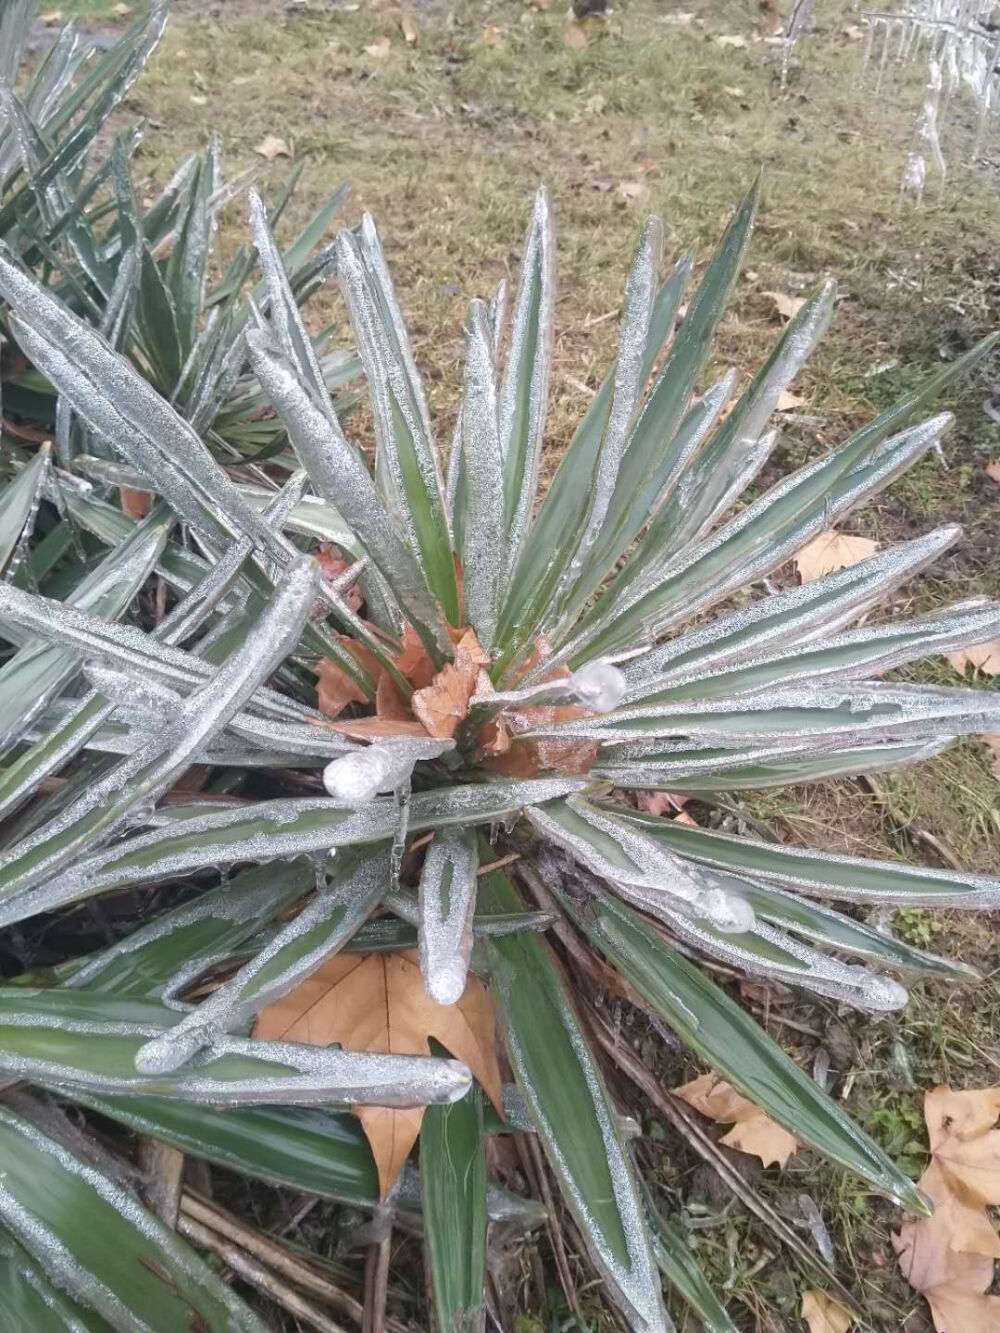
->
xmin=793 ymin=530 xmax=879 ymax=584
xmin=947 ymin=641 xmax=1000 ymax=678
xmin=636 ymin=791 xmax=689 ymax=816
xmin=764 ymin=289 xmax=807 ymax=321
xmin=562 ymin=18 xmax=589 ymax=48
xmin=411 ymin=629 xmax=487 ymax=739
xmin=674 ymin=1073 xmax=800 ymax=1167
xmin=254 ymin=134 xmax=291 ymax=161
xmin=254 ymin=951 xmax=502 ymax=1194
xmin=801 ymin=1290 xmax=854 ymax=1333
xmin=120 ymin=486 xmax=152 ymax=520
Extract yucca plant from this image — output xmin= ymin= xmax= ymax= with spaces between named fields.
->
xmin=1 ymin=1 xmax=358 ymax=462
xmin=0 ymin=177 xmax=996 ymax=1333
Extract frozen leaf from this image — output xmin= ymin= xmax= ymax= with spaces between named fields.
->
xmin=254 ymin=135 xmax=291 ymax=161
xmin=947 ymin=642 xmax=1000 ymax=678
xmin=412 ymin=629 xmax=487 ymax=739
xmin=254 ymin=950 xmax=502 ymax=1194
xmin=365 ymin=36 xmax=392 ymax=58
xmin=764 ymin=290 xmax=807 ymax=321
xmin=985 ymin=460 xmax=1000 ymax=483
xmin=715 ymin=33 xmax=749 ymax=48
xmin=674 ymin=1073 xmax=800 ymax=1167
xmin=801 ymin=1290 xmax=854 ymax=1333
xmin=794 ymin=531 xmax=880 ymax=584
xmin=777 ymin=389 xmax=808 ymax=411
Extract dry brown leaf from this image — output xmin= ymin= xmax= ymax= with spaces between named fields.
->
xmin=764 ymin=290 xmax=806 ymax=321
xmin=113 ymin=2 xmax=133 ymax=14
xmin=715 ymin=33 xmax=749 ymax=48
xmin=326 ymin=717 xmax=430 ymax=740
xmin=801 ymin=1290 xmax=854 ymax=1333
xmin=411 ymin=629 xmax=487 ymax=739
xmin=636 ymin=791 xmax=689 ymax=816
xmin=395 ymin=624 xmax=436 ymax=690
xmin=398 ymin=8 xmax=418 ymax=43
xmin=375 ymin=671 xmax=412 ymax=722
xmin=38 ymin=11 xmax=61 ymax=24
xmin=364 ymin=36 xmax=392 ymax=58
xmin=793 ymin=530 xmax=879 ymax=584
xmin=254 ymin=134 xmax=291 ymax=161
xmin=673 ymin=1073 xmax=800 ymax=1167
xmin=618 ymin=180 xmax=647 ymax=201
xmin=315 ymin=640 xmax=381 ymax=719
xmin=119 ymin=486 xmax=152 ymax=520
xmin=314 ymin=544 xmax=363 ymax=612
xmin=894 ymin=1085 xmax=1000 ymax=1333
xmin=254 ymin=951 xmax=502 ymax=1194
xmin=947 ymin=642 xmax=1000 ymax=678
xmin=985 ymin=460 xmax=1000 ymax=483
xmin=981 ymin=734 xmax=1000 ymax=780
xmin=562 ymin=18 xmax=589 ymax=48
xmin=843 ymin=23 xmax=866 ymax=39
xmin=776 ymin=389 xmax=807 ymax=411
xmin=481 ymin=24 xmax=503 ymax=45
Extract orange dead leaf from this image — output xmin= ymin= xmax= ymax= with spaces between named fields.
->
xmin=326 ymin=717 xmax=430 ymax=741
xmin=486 ymin=702 xmax=600 ymax=778
xmin=254 ymin=951 xmax=502 ymax=1195
xmin=314 ymin=544 xmax=363 ymax=612
xmin=673 ymin=1073 xmax=800 ymax=1167
xmin=947 ymin=642 xmax=1000 ymax=678
xmin=375 ymin=671 xmax=412 ymax=722
xmin=793 ymin=530 xmax=879 ymax=584
xmin=411 ymin=629 xmax=487 ymax=739
xmin=395 ymin=624 xmax=436 ymax=690
xmin=316 ymin=640 xmax=381 ymax=719
xmin=120 ymin=486 xmax=152 ymax=520
xmin=800 ymin=1290 xmax=854 ymax=1333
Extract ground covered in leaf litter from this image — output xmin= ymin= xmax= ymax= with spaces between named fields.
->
xmin=53 ymin=0 xmax=1000 ymax=1326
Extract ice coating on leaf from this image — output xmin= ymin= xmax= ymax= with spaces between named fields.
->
xmin=0 ymin=1104 xmax=269 ymax=1333
xmin=418 ymin=827 xmax=478 ymax=1005
xmin=134 ymin=850 xmax=388 ymax=1073
xmin=620 ymin=525 xmax=963 ymax=697
xmin=83 ymin=661 xmax=181 ymax=717
xmin=562 ymin=410 xmax=954 ymax=669
xmin=570 ymin=661 xmax=627 ymax=714
xmin=499 ymin=187 xmax=556 ymax=586
xmin=520 ymin=680 xmax=1000 ymax=749
xmin=458 ymin=299 xmax=505 ymax=651
xmin=560 ymin=217 xmax=663 ymax=587
xmin=0 ymin=558 xmax=318 ymax=906
xmin=659 ymin=906 xmax=908 ymax=1013
xmin=0 ymin=778 xmax=590 ymax=925
xmin=246 ymin=326 xmax=449 ymax=660
xmin=322 ymin=737 xmax=453 ymax=804
xmin=527 ymin=798 xmax=757 ymax=937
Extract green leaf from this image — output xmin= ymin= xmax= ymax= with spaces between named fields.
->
xmin=478 ymin=863 xmax=669 ymax=1333
xmin=0 ymin=444 xmax=50 ymax=575
xmin=0 ymin=1106 xmax=268 ymax=1331
xmin=421 ymin=1075 xmax=487 ymax=1333
xmin=637 ymin=1178 xmax=738 ymax=1333
xmin=0 ymin=1231 xmax=114 ymax=1333
xmin=560 ymin=883 xmax=928 ymax=1212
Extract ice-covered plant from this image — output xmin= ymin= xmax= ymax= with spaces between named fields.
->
xmin=1 ymin=1 xmax=358 ymax=461
xmin=0 ymin=179 xmax=996 ymax=1332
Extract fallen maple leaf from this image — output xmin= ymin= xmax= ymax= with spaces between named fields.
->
xmin=801 ymin=1289 xmax=854 ymax=1333
xmin=985 ymin=460 xmax=1000 ymax=483
xmin=673 ymin=1073 xmax=800 ymax=1167
xmin=894 ymin=1085 xmax=1000 ymax=1332
xmin=254 ymin=950 xmax=502 ymax=1195
xmin=947 ymin=641 xmax=1000 ymax=678
xmin=793 ymin=530 xmax=879 ymax=584
xmin=411 ymin=629 xmax=487 ymax=738
xmin=254 ymin=134 xmax=291 ymax=161
xmin=764 ymin=290 xmax=806 ymax=321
